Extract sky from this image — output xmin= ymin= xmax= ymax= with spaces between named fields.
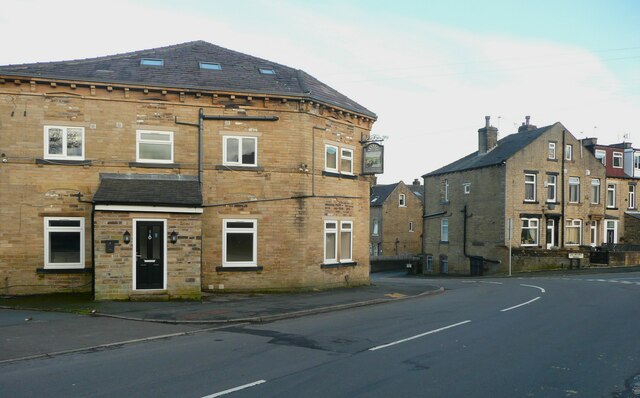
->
xmin=1 ymin=0 xmax=638 ymax=184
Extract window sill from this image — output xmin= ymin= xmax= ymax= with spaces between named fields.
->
xmin=215 ymin=165 xmax=264 ymax=172
xmin=36 ymin=268 xmax=92 ymax=274
xmin=36 ymin=159 xmax=92 ymax=166
xmin=547 ymin=158 xmax=558 ymax=162
xmin=321 ymin=261 xmax=357 ymax=268
xmin=523 ymin=201 xmax=539 ymax=204
xmin=322 ymin=171 xmax=357 ymax=180
xmin=215 ymin=266 xmax=263 ymax=272
xmin=440 ymin=241 xmax=449 ymax=244
xmin=129 ymin=162 xmax=181 ymax=169
xmin=606 ymin=207 xmax=618 ymax=210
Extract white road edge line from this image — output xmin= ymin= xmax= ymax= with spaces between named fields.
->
xmin=501 ymin=297 xmax=541 ymax=312
xmin=202 ymin=380 xmax=267 ymax=398
xmin=520 ymin=284 xmax=546 ymax=293
xmin=368 ymin=320 xmax=471 ymax=351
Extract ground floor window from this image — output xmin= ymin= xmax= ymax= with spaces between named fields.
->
xmin=44 ymin=217 xmax=84 ymax=269
xmin=565 ymin=219 xmax=582 ymax=246
xmin=223 ymin=219 xmax=257 ymax=267
xmin=426 ymin=255 xmax=433 ymax=272
xmin=520 ymin=218 xmax=539 ymax=246
xmin=325 ymin=220 xmax=353 ymax=263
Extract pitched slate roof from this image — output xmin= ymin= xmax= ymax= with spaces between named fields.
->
xmin=93 ymin=174 xmax=202 ymax=206
xmin=0 ymin=41 xmax=376 ymax=118
xmin=423 ymin=123 xmax=558 ymax=177
xmin=370 ymin=183 xmax=399 ymax=207
xmin=408 ymin=184 xmax=423 ymax=199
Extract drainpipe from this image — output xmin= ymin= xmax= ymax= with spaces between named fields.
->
xmin=462 ymin=205 xmax=501 ymax=264
xmin=198 ymin=108 xmax=204 ymax=187
xmin=561 ymin=130 xmax=566 ymax=247
xmin=91 ymin=203 xmax=95 ymax=300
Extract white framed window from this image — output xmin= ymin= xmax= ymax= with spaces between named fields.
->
xmin=569 ymin=177 xmax=580 ymax=203
xmin=595 ymin=149 xmax=606 ymax=165
xmin=409 ymin=221 xmax=414 ymax=232
xmin=605 ymin=220 xmax=618 ymax=244
xmin=546 ymin=174 xmax=557 ymax=202
xmin=340 ymin=221 xmax=352 ymax=262
xmin=565 ymin=144 xmax=573 ymax=161
xmin=340 ymin=148 xmax=354 ymax=175
xmin=463 ymin=183 xmax=471 ymax=194
xmin=441 ymin=218 xmax=449 ymax=242
xmin=372 ymin=218 xmax=379 ymax=236
xmin=591 ymin=178 xmax=601 ymax=204
xmin=524 ymin=173 xmax=537 ymax=202
xmin=634 ymin=153 xmax=640 ymax=172
xmin=223 ymin=136 xmax=257 ymax=167
xmin=222 ymin=219 xmax=257 ymax=267
xmin=443 ymin=179 xmax=449 ymax=202
xmin=520 ymin=218 xmax=539 ymax=246
xmin=136 ymin=130 xmax=173 ymax=163
xmin=629 ymin=184 xmax=636 ymax=209
xmin=548 ymin=142 xmax=556 ymax=160
xmin=325 ymin=144 xmax=339 ymax=173
xmin=44 ymin=217 xmax=85 ymax=269
xmin=324 ymin=220 xmax=352 ymax=263
xmin=613 ymin=152 xmax=623 ymax=168
xmin=565 ymin=219 xmax=582 ymax=246
xmin=590 ymin=220 xmax=598 ymax=247
xmin=426 ymin=255 xmax=433 ymax=272
xmin=607 ymin=183 xmax=616 ymax=208
xmin=44 ymin=126 xmax=85 ymax=160
xmin=399 ymin=193 xmax=406 ymax=207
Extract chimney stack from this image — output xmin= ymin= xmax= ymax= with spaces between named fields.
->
xmin=413 ymin=178 xmax=420 ymax=186
xmin=478 ymin=116 xmax=498 ymax=154
xmin=518 ymin=115 xmax=538 ymax=133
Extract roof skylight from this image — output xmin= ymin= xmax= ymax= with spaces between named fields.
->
xmin=200 ymin=62 xmax=222 ymax=70
xmin=140 ymin=58 xmax=164 ymax=67
xmin=258 ymin=67 xmax=276 ymax=75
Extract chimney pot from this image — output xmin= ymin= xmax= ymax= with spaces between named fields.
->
xmin=485 ymin=115 xmax=490 ymax=128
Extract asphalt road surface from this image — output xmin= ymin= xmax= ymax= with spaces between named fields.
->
xmin=2 ymin=272 xmax=640 ymax=397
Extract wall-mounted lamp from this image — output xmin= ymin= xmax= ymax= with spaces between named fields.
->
xmin=123 ymin=230 xmax=131 ymax=244
xmin=170 ymin=230 xmax=178 ymax=244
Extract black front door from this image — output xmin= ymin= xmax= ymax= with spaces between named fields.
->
xmin=136 ymin=221 xmax=164 ymax=290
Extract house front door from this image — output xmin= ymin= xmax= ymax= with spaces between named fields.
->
xmin=136 ymin=221 xmax=164 ymax=290
xmin=546 ymin=219 xmax=555 ymax=249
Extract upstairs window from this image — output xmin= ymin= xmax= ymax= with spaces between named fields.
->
xmin=613 ymin=152 xmax=623 ymax=168
xmin=591 ymin=178 xmax=601 ymax=204
xmin=524 ymin=174 xmax=537 ymax=202
xmin=548 ymin=142 xmax=556 ymax=160
xmin=607 ymin=183 xmax=617 ymax=208
xmin=569 ymin=177 xmax=580 ymax=203
xmin=546 ymin=174 xmax=557 ymax=202
xmin=443 ymin=179 xmax=449 ymax=202
xmin=44 ymin=126 xmax=85 ymax=160
xmin=372 ymin=218 xmax=379 ymax=236
xmin=136 ymin=130 xmax=173 ymax=163
xmin=140 ymin=58 xmax=164 ymax=67
xmin=399 ymin=193 xmax=406 ymax=207
xmin=565 ymin=144 xmax=573 ymax=161
xmin=223 ymin=136 xmax=257 ymax=167
xmin=325 ymin=144 xmax=354 ymax=175
xmin=325 ymin=145 xmax=339 ymax=173
xmin=341 ymin=149 xmax=354 ymax=175
xmin=199 ymin=62 xmax=222 ymax=70
xmin=629 ymin=184 xmax=636 ymax=209
xmin=409 ymin=221 xmax=414 ymax=232
xmin=595 ymin=149 xmax=606 ymax=165
xmin=634 ymin=153 xmax=640 ymax=171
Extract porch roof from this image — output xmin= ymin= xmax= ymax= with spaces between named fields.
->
xmin=93 ymin=174 xmax=202 ymax=206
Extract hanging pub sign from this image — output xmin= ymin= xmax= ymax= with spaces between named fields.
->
xmin=362 ymin=142 xmax=384 ymax=174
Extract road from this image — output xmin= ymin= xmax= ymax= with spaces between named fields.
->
xmin=2 ymin=272 xmax=640 ymax=397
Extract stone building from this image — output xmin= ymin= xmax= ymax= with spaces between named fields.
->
xmin=0 ymin=41 xmax=378 ymax=299
xmin=422 ymin=116 xmax=606 ymax=275
xmin=582 ymin=139 xmax=640 ymax=244
xmin=370 ymin=180 xmax=423 ymax=258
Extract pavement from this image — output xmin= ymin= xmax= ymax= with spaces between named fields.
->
xmin=0 ymin=272 xmax=443 ymax=363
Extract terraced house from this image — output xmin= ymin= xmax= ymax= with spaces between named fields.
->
xmin=0 ymin=41 xmax=378 ymax=299
xmin=422 ymin=116 xmax=607 ymax=275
